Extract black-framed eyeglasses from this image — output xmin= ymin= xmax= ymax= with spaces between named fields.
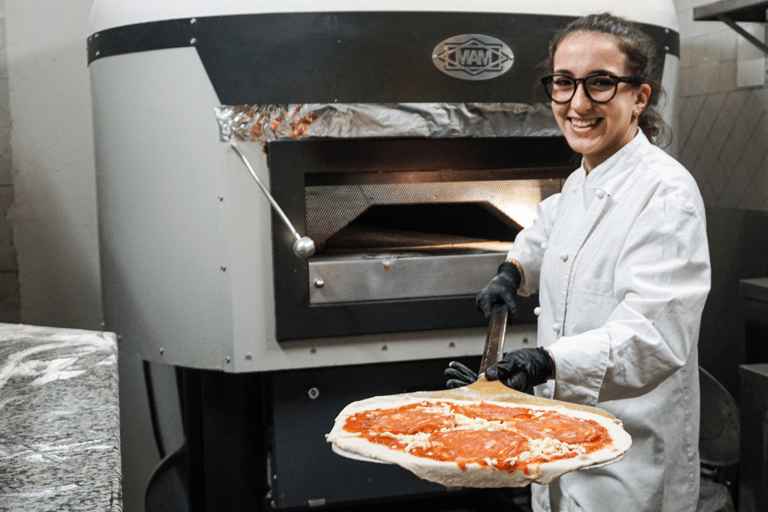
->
xmin=540 ymin=73 xmax=644 ymax=104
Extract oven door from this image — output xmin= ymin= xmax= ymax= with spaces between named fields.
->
xmin=269 ymin=136 xmax=575 ymax=341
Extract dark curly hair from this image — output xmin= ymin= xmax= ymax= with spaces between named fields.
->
xmin=543 ymin=12 xmax=671 ymax=147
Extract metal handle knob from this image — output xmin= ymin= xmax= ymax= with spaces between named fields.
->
xmin=230 ymin=142 xmax=315 ymax=258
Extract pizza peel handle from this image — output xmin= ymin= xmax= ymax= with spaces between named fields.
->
xmin=479 ymin=304 xmax=507 ymax=375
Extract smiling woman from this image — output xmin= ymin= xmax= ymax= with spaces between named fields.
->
xmin=449 ymin=12 xmax=711 ymax=512
xmin=541 ymin=13 xmax=670 ymax=170
xmin=549 ymin=31 xmax=650 ymax=171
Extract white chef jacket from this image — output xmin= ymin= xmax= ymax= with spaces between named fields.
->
xmin=506 ymin=132 xmax=711 ymax=512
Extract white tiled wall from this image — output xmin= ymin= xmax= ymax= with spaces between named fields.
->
xmin=674 ymin=0 xmax=768 ymax=211
xmin=0 ymin=0 xmax=19 ymax=323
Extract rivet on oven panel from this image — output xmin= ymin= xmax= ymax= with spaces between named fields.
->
xmin=382 ymin=345 xmax=388 ymax=351
xmin=308 ymin=387 xmax=320 ymax=400
xmin=449 ymin=342 xmax=456 ymax=349
xmin=221 ymin=266 xmax=227 ymax=272
xmin=190 ymin=18 xmax=197 ymax=24
xmin=245 ymin=353 xmax=252 ymax=360
xmin=523 ymin=337 xmax=530 ymax=344
xmin=218 ymin=196 xmax=224 ymax=202
xmin=225 ymin=356 xmax=231 ymax=364
xmin=310 ymin=347 xmax=317 ymax=354
xmin=314 ymin=279 xmax=324 ymax=288
xmin=159 ymin=347 xmax=164 ymax=355
xmin=190 ymin=38 xmax=198 ymax=45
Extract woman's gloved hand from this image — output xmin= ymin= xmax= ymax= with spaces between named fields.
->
xmin=485 ymin=347 xmax=555 ymax=391
xmin=476 ymin=262 xmax=521 ymax=320
xmin=444 ymin=361 xmax=478 ymax=388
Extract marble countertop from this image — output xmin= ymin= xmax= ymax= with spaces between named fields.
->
xmin=0 ymin=323 xmax=122 ymax=511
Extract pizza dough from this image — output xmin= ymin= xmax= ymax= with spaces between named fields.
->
xmin=326 ymin=394 xmax=631 ymax=488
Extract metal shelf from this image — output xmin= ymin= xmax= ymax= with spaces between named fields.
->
xmin=694 ymin=0 xmax=768 ymax=22
xmin=694 ymin=0 xmax=768 ymax=54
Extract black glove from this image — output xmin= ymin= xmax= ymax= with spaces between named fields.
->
xmin=444 ymin=361 xmax=478 ymax=388
xmin=485 ymin=347 xmax=554 ymax=391
xmin=476 ymin=262 xmax=521 ymax=320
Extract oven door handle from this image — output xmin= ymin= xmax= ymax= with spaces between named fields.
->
xmin=230 ymin=141 xmax=315 ymax=257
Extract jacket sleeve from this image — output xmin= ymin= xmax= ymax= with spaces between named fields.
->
xmin=548 ymin=183 xmax=711 ymax=405
xmin=505 ymin=193 xmax=561 ymax=296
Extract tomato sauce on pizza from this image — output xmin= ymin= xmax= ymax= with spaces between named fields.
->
xmin=347 ymin=402 xmax=456 ymax=435
xmin=341 ymin=400 xmax=613 ymax=473
xmin=452 ymin=402 xmax=532 ymax=422
xmin=412 ymin=430 xmax=529 ymax=469
xmin=516 ymin=411 xmax=609 ymax=445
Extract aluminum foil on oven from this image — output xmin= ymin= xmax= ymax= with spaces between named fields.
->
xmin=215 ymin=103 xmax=561 ymax=142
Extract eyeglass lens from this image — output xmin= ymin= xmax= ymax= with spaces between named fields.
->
xmin=546 ymin=75 xmax=619 ymax=103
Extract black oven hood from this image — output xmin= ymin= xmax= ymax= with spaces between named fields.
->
xmin=87 ymin=12 xmax=678 ymax=105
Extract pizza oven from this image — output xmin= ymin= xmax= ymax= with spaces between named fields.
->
xmin=88 ymin=1 xmax=680 ymax=510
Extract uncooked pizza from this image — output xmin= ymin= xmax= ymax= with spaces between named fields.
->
xmin=326 ymin=394 xmax=631 ymax=487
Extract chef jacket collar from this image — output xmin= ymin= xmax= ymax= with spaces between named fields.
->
xmin=578 ymin=130 xmax=649 ymax=196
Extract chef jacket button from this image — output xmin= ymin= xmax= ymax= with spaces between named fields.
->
xmin=552 ymin=322 xmax=561 ymax=331
xmin=534 ymin=307 xmax=541 ymax=316
xmin=572 ymin=185 xmax=578 ymax=192
xmin=596 ymin=188 xmax=605 ymax=199
xmin=559 ymin=251 xmax=568 ymax=261
xmin=541 ymin=242 xmax=549 ymax=250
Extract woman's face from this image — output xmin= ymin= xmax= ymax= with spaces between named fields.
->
xmin=551 ymin=31 xmax=650 ymax=171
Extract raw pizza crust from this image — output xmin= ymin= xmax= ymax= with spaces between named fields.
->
xmin=326 ymin=394 xmax=631 ymax=488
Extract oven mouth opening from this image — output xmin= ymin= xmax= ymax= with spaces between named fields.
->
xmin=306 ymin=202 xmax=522 ymax=305
xmin=269 ymin=137 xmax=571 ymax=338
xmin=319 ymin=202 xmax=522 ymax=256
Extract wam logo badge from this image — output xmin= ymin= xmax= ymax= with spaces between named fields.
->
xmin=432 ymin=34 xmax=514 ymax=81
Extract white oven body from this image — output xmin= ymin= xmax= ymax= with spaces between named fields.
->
xmin=89 ymin=0 xmax=679 ymax=373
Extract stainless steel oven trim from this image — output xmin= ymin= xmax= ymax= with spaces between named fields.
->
xmin=308 ymin=252 xmax=507 ymax=304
